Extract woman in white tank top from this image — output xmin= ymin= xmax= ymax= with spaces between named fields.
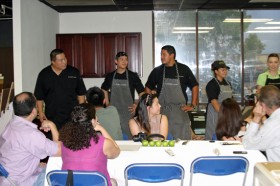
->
xmin=129 ymin=93 xmax=168 ymax=139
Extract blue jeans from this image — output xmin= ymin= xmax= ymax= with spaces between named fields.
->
xmin=33 ymin=167 xmax=46 ymax=186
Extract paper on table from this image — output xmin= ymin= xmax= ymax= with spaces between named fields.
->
xmin=119 ymin=144 xmax=141 ymax=151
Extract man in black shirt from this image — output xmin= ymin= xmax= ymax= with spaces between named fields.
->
xmin=145 ymin=45 xmax=199 ymax=140
xmin=101 ymin=52 xmax=145 ymax=139
xmin=34 ymin=49 xmax=86 ymax=131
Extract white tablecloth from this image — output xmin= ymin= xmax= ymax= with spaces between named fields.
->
xmin=45 ymin=140 xmax=267 ymax=186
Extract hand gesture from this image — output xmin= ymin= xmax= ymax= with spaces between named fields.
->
xmin=92 ymin=117 xmax=103 ymax=131
xmin=128 ymin=103 xmax=137 ymax=115
xmin=151 ymin=90 xmax=157 ymax=95
xmin=39 ymin=120 xmax=54 ymax=132
xmin=192 ymin=134 xmax=204 ymax=140
xmin=181 ymin=105 xmax=193 ymax=112
xmin=38 ymin=112 xmax=47 ymax=123
xmin=252 ymin=102 xmax=266 ymax=123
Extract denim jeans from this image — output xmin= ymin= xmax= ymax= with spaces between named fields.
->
xmin=33 ymin=167 xmax=46 ymax=186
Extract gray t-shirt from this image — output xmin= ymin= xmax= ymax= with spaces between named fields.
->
xmin=96 ymin=106 xmax=123 ymax=140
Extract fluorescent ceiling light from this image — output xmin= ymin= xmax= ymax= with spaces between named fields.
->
xmin=45 ymin=0 xmax=115 ymax=6
xmin=266 ymin=22 xmax=280 ymax=24
xmin=243 ymin=19 xmax=273 ymax=22
xmin=173 ymin=27 xmax=214 ymax=30
xmin=172 ymin=31 xmax=209 ymax=34
xmin=255 ymin=27 xmax=280 ymax=29
xmin=223 ymin=18 xmax=273 ymax=23
xmin=249 ymin=0 xmax=280 ymax=2
xmin=247 ymin=30 xmax=280 ymax=33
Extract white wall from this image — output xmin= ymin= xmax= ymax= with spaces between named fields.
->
xmin=59 ymin=11 xmax=153 ymax=97
xmin=13 ymin=0 xmax=59 ymax=94
xmin=13 ymin=2 xmax=153 ymax=96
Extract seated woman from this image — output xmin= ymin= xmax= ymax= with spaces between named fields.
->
xmin=129 ymin=93 xmax=168 ymax=139
xmin=215 ymin=98 xmax=246 ymax=141
xmin=59 ymin=103 xmax=120 ymax=186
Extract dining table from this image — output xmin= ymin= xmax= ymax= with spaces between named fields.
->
xmin=44 ymin=140 xmax=267 ymax=186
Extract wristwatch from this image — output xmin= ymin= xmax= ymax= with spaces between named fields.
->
xmin=191 ymin=104 xmax=197 ymax=110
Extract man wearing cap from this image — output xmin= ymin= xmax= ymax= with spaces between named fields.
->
xmin=205 ymin=60 xmax=232 ymax=140
xmin=145 ymin=45 xmax=199 ymax=140
xmin=101 ymin=52 xmax=145 ymax=139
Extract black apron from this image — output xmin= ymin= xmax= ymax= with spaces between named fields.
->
xmin=265 ymin=74 xmax=280 ymax=89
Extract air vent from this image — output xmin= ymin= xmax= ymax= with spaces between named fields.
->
xmin=250 ymin=0 xmax=280 ymax=2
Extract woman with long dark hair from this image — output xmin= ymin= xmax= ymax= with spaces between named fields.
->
xmin=129 ymin=93 xmax=168 ymax=139
xmin=59 ymin=103 xmax=120 ymax=186
xmin=215 ymin=98 xmax=246 ymax=141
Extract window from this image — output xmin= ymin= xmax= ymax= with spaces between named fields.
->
xmin=198 ymin=10 xmax=241 ymax=103
xmin=154 ymin=10 xmax=280 ymax=105
xmin=154 ymin=11 xmax=196 ymax=99
xmin=244 ymin=10 xmax=280 ymax=95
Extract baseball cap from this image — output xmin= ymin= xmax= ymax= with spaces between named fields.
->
xmin=211 ymin=60 xmax=230 ymax=70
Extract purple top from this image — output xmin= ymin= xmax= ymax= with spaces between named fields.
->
xmin=0 ymin=116 xmax=58 ymax=186
xmin=62 ymin=135 xmax=111 ymax=186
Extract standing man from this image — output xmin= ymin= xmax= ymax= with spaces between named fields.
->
xmin=101 ymin=52 xmax=145 ymax=139
xmin=34 ymin=49 xmax=86 ymax=132
xmin=145 ymin=45 xmax=199 ymax=140
xmin=0 ymin=92 xmax=61 ymax=186
xmin=243 ymin=85 xmax=280 ymax=162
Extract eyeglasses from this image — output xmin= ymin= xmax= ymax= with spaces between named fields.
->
xmin=55 ymin=58 xmax=67 ymax=62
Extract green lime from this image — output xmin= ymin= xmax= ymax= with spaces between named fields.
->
xmin=155 ymin=140 xmax=162 ymax=147
xmin=142 ymin=140 xmax=149 ymax=146
xmin=162 ymin=141 xmax=169 ymax=147
xmin=168 ymin=140 xmax=175 ymax=147
xmin=149 ymin=140 xmax=155 ymax=147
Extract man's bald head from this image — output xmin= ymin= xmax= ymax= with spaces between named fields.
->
xmin=13 ymin=92 xmax=36 ymax=117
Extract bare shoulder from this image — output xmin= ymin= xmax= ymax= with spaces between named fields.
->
xmin=129 ymin=118 xmax=137 ymax=126
xmin=161 ymin=114 xmax=168 ymax=121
